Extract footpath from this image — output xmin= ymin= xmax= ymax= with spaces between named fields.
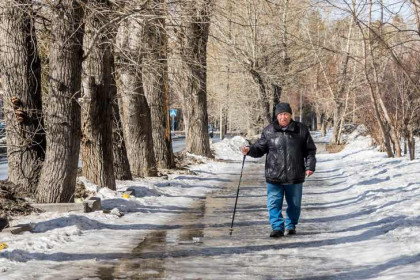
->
xmin=84 ymin=154 xmax=413 ymax=280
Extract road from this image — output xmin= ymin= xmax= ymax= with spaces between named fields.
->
xmin=172 ymin=133 xmax=222 ymax=153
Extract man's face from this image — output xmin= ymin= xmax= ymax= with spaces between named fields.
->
xmin=277 ymin=112 xmax=292 ymax=127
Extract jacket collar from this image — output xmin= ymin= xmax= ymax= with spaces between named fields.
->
xmin=273 ymin=119 xmax=296 ymax=132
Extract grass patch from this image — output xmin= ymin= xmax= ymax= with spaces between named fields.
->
xmin=326 ymin=144 xmax=346 ymax=153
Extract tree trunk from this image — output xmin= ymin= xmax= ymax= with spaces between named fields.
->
xmin=320 ymin=116 xmax=327 ymax=137
xmin=353 ymin=3 xmax=393 ymax=157
xmin=115 ymin=19 xmax=157 ymax=177
xmin=366 ymin=0 xmax=401 ymax=157
xmin=143 ymin=0 xmax=174 ymax=169
xmin=37 ymin=0 xmax=85 ymax=202
xmin=81 ymin=2 xmax=116 ymax=190
xmin=112 ymin=97 xmax=132 ymax=180
xmin=250 ymin=69 xmax=271 ymax=124
xmin=0 ymin=0 xmax=45 ymax=193
xmin=330 ymin=17 xmax=353 ymax=145
xmin=407 ymin=124 xmax=415 ymax=160
xmin=330 ymin=103 xmax=344 ymax=144
xmin=180 ymin=0 xmax=213 ymax=157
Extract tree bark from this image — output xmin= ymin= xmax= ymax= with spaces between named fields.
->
xmin=330 ymin=16 xmax=353 ymax=145
xmin=37 ymin=0 xmax=85 ymax=202
xmin=354 ymin=8 xmax=393 ymax=158
xmin=143 ymin=0 xmax=174 ymax=169
xmin=367 ymin=0 xmax=401 ymax=157
xmin=180 ymin=0 xmax=213 ymax=157
xmin=330 ymin=104 xmax=344 ymax=144
xmin=250 ymin=69 xmax=271 ymax=124
xmin=0 ymin=0 xmax=45 ymax=193
xmin=81 ymin=1 xmax=116 ymax=190
xmin=115 ymin=18 xmax=158 ymax=177
xmin=112 ymin=97 xmax=132 ymax=180
xmin=407 ymin=124 xmax=415 ymax=160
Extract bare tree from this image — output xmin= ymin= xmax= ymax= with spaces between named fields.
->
xmin=115 ymin=10 xmax=158 ymax=177
xmin=179 ymin=0 xmax=213 ymax=156
xmin=112 ymin=95 xmax=132 ymax=180
xmin=0 ymin=0 xmax=45 ymax=193
xmin=81 ymin=1 xmax=116 ymax=189
xmin=37 ymin=0 xmax=86 ymax=202
xmin=143 ymin=0 xmax=174 ymax=169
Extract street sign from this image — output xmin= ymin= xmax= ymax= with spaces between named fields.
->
xmin=169 ymin=109 xmax=177 ymax=117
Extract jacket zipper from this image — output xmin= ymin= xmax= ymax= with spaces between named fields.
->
xmin=282 ymin=131 xmax=288 ymax=182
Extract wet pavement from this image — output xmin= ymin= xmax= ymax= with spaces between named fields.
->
xmin=90 ymin=149 xmax=351 ymax=279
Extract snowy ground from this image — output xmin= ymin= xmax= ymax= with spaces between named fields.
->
xmin=0 ymin=131 xmax=419 ymax=279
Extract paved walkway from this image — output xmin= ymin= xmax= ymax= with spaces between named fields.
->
xmin=89 ymin=158 xmax=386 ymax=279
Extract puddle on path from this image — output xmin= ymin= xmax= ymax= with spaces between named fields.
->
xmin=87 ymin=155 xmax=352 ymax=280
xmin=92 ymin=181 xmax=239 ymax=279
xmin=88 ymin=161 xmax=296 ymax=280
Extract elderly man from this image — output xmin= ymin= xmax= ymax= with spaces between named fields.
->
xmin=241 ymin=102 xmax=316 ymax=238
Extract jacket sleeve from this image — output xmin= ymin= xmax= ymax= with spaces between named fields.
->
xmin=247 ymin=132 xmax=268 ymax=158
xmin=305 ymin=130 xmax=317 ymax=171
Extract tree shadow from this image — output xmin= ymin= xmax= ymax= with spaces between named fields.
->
xmin=315 ymin=168 xmax=341 ymax=174
xmin=305 ymin=185 xmax=418 ymax=210
xmin=300 ymin=208 xmax=376 ymax=223
xmin=128 ymin=217 xmax=418 ymax=260
xmin=329 ymin=215 xmax=406 ymax=233
xmin=293 ymin=252 xmax=420 ymax=280
xmin=0 ymin=249 xmax=130 ymax=263
xmin=172 ymin=176 xmax=231 ymax=182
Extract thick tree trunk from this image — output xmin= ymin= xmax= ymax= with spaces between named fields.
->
xmin=108 ymin=30 xmax=131 ymax=180
xmin=180 ymin=0 xmax=213 ymax=157
xmin=37 ymin=0 xmax=85 ymax=202
xmin=0 ymin=0 xmax=45 ymax=193
xmin=250 ymin=69 xmax=271 ymax=124
xmin=112 ymin=97 xmax=132 ymax=180
xmin=143 ymin=0 xmax=174 ymax=169
xmin=115 ymin=19 xmax=157 ymax=177
xmin=81 ymin=3 xmax=116 ymax=190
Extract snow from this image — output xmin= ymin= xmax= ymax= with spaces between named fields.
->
xmin=0 ymin=129 xmax=419 ymax=279
xmin=211 ymin=136 xmax=249 ymax=160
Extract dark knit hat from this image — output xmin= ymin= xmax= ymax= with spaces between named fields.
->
xmin=275 ymin=102 xmax=292 ymax=116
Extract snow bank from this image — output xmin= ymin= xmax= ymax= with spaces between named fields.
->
xmin=0 ymin=157 xmax=242 ymax=278
xmin=211 ymin=136 xmax=249 ymax=160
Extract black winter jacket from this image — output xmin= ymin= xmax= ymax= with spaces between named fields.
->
xmin=247 ymin=120 xmax=316 ymax=185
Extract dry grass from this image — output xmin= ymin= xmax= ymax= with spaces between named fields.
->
xmin=326 ymin=144 xmax=346 ymax=153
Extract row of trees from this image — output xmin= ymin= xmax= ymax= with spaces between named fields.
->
xmin=0 ymin=0 xmax=214 ymax=202
xmin=206 ymin=0 xmax=419 ymax=159
xmin=0 ymin=0 xmax=418 ymax=203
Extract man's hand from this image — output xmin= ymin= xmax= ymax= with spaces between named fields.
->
xmin=241 ymin=146 xmax=250 ymax=155
xmin=306 ymin=170 xmax=314 ymax=177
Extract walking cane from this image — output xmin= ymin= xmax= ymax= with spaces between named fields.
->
xmin=229 ymin=154 xmax=246 ymax=236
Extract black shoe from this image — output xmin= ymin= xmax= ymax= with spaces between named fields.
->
xmin=285 ymin=229 xmax=296 ymax=235
xmin=270 ymin=230 xmax=284 ymax=238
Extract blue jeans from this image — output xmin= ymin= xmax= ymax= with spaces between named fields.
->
xmin=267 ymin=182 xmax=303 ymax=231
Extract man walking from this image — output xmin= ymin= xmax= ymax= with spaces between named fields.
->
xmin=241 ymin=102 xmax=316 ymax=238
